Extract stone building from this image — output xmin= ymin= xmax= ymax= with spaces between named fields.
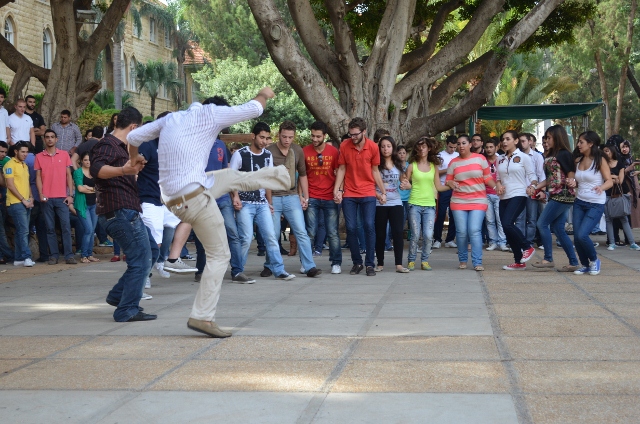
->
xmin=1 ymin=0 xmax=179 ymax=120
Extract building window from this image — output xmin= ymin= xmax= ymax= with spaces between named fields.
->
xmin=43 ymin=29 xmax=52 ymax=69
xmin=132 ymin=17 xmax=141 ymax=38
xmin=129 ymin=57 xmax=137 ymax=91
xmin=4 ymin=17 xmax=14 ymax=45
xmin=164 ymin=26 xmax=171 ymax=48
xmin=121 ymin=52 xmax=126 ymax=90
xmin=149 ymin=18 xmax=156 ymax=43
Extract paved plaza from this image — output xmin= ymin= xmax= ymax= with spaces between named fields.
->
xmin=1 ymin=233 xmax=640 ymax=423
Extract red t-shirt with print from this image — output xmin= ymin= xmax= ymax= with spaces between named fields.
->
xmin=303 ymin=143 xmax=339 ymax=201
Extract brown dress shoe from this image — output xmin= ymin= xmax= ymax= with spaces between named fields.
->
xmin=187 ymin=318 xmax=231 ymax=338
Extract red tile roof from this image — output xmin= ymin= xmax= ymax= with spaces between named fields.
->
xmin=184 ymin=41 xmax=211 ymax=66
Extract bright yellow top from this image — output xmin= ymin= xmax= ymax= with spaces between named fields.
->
xmin=4 ymin=157 xmax=30 ymax=206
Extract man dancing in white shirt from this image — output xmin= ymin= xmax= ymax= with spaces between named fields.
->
xmin=127 ymin=87 xmax=290 ymax=337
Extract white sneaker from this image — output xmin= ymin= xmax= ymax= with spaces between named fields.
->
xmin=331 ymin=264 xmax=341 ymax=274
xmin=164 ymin=258 xmax=198 ymax=273
xmin=141 ymin=292 xmax=153 ymax=300
xmin=145 ymin=277 xmax=151 ymax=289
xmin=499 ymin=245 xmax=510 ymax=252
xmin=300 ymin=266 xmax=305 ymax=274
xmin=155 ymin=262 xmax=170 ymax=278
xmin=445 ymin=241 xmax=457 ymax=248
xmin=486 ymin=243 xmax=498 ymax=251
xmin=13 ymin=260 xmax=24 ymax=266
xmin=607 ymin=244 xmax=616 ymax=251
xmin=23 ymin=258 xmax=35 ymax=267
xmin=432 ymin=241 xmax=441 ymax=249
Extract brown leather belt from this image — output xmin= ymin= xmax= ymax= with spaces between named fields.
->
xmin=163 ymin=186 xmax=206 ymax=208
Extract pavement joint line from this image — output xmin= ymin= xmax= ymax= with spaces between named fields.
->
xmin=294 ymin=275 xmax=402 ymax=424
xmin=476 ymin=271 xmax=534 ymax=424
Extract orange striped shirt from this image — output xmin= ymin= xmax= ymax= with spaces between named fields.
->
xmin=445 ymin=153 xmax=491 ymax=211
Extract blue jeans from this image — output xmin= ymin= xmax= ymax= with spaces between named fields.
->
xmin=434 ymin=189 xmax=456 ymax=243
xmin=516 ymin=197 xmax=539 ymax=245
xmin=306 ymin=198 xmax=342 ymax=266
xmin=342 ymin=196 xmax=376 ymax=267
xmin=43 ymin=198 xmax=74 ymax=260
xmin=572 ymin=198 xmax=604 ymax=266
xmin=80 ymin=204 xmax=98 ymax=257
xmin=500 ymin=196 xmax=530 ymax=263
xmin=407 ymin=205 xmax=435 ymax=263
xmin=452 ymin=209 xmax=485 ymax=267
xmin=0 ymin=204 xmax=14 ymax=261
xmin=30 ymin=201 xmax=48 ymax=260
xmin=158 ymin=226 xmax=176 ymax=263
xmin=99 ymin=208 xmax=152 ymax=322
xmin=486 ymin=194 xmax=506 ymax=246
xmin=313 ymin=210 xmax=326 ymax=252
xmin=236 ymin=202 xmax=285 ymax=276
xmin=7 ymin=203 xmax=32 ymax=261
xmin=537 ymin=200 xmax=577 ymax=265
xmin=219 ymin=200 xmax=242 ymax=276
xmin=270 ymin=195 xmax=316 ymax=273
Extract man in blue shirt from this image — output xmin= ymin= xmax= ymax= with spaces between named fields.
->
xmin=196 ymin=97 xmax=250 ymax=283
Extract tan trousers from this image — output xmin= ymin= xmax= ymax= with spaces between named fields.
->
xmin=168 ymin=166 xmax=291 ymax=321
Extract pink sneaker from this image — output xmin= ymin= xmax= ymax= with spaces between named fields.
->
xmin=520 ymin=247 xmax=535 ymax=263
xmin=503 ymin=263 xmax=526 ymax=271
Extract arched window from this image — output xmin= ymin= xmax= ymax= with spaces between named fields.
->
xmin=43 ymin=29 xmax=52 ymax=69
xmin=4 ymin=17 xmax=15 ymax=45
xmin=129 ymin=57 xmax=137 ymax=91
xmin=149 ymin=18 xmax=156 ymax=43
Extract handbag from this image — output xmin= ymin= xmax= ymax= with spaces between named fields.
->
xmin=606 ymin=183 xmax=631 ymax=219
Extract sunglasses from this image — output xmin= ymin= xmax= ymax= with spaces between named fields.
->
xmin=317 ymin=154 xmax=323 ymax=166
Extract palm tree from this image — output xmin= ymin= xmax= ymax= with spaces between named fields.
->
xmin=93 ymin=90 xmax=134 ymax=110
xmin=135 ymin=60 xmax=182 ymax=118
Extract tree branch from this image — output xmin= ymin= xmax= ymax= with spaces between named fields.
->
xmin=87 ymin=0 xmax=132 ymax=59
xmin=627 ymin=66 xmax=640 ymax=99
xmin=393 ymin=0 xmax=505 ymax=103
xmin=407 ymin=0 xmax=566 ymax=138
xmin=323 ymin=0 xmax=361 ymax=76
xmin=428 ymin=51 xmax=494 ymax=114
xmin=398 ymin=0 xmax=463 ymax=75
xmin=287 ymin=0 xmax=343 ymax=90
xmin=0 ymin=36 xmax=50 ymax=89
xmin=247 ymin=0 xmax=350 ymax=137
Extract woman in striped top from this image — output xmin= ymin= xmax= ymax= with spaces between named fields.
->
xmin=445 ymin=135 xmax=496 ymax=271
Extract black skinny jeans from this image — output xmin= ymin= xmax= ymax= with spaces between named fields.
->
xmin=375 ymin=205 xmax=405 ymax=266
xmin=499 ymin=196 xmax=531 ymax=263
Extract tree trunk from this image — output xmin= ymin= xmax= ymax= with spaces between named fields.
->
xmin=113 ymin=40 xmax=123 ymax=110
xmin=614 ymin=0 xmax=637 ymax=135
xmin=627 ymin=66 xmax=640 ymax=99
xmin=150 ymin=95 xmax=156 ymax=119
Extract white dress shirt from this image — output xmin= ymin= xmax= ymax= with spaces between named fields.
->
xmin=7 ymin=112 xmax=33 ymax=144
xmin=127 ymin=100 xmax=263 ymax=201
xmin=0 ymin=107 xmax=7 ymax=142
xmin=523 ymin=148 xmax=545 ymax=185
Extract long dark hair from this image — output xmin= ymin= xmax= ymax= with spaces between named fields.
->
xmin=378 ymin=135 xmax=405 ymax=173
xmin=601 ymin=144 xmax=617 ymax=162
xmin=544 ymin=125 xmax=572 ymax=158
xmin=409 ymin=136 xmax=441 ymax=167
xmin=576 ymin=131 xmax=604 ymax=173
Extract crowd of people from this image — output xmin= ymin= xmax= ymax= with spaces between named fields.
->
xmin=1 ymin=84 xmax=638 ymax=336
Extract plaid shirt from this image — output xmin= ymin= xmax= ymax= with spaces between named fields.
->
xmin=90 ymin=134 xmax=141 ymax=215
xmin=50 ymin=122 xmax=82 ymax=153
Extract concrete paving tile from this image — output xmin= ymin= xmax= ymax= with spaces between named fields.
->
xmin=492 ymin=303 xmax=610 ymax=317
xmin=392 ymin=282 xmax=482 ymax=293
xmin=608 ymin=304 xmax=640 ymax=317
xmin=2 ymin=294 xmax=103 ymax=306
xmin=618 ymin=317 xmax=640 ymax=331
xmin=0 ymin=336 xmax=87 ymax=358
xmin=366 ymin=318 xmax=493 ymax=336
xmin=199 ymin=337 xmax=351 ymax=360
xmin=262 ymin=303 xmax=376 ymax=318
xmin=151 ymin=359 xmax=334 ymax=391
xmin=481 ymin=275 xmax=567 ymax=284
xmin=0 ymin=285 xmax=50 ymax=297
xmin=0 ymin=359 xmax=33 ymax=373
xmin=333 ymin=360 xmax=509 ymax=393
xmin=0 ymin=318 xmax=122 ymax=336
xmin=386 ymin=292 xmax=486 ymax=304
xmin=352 ymin=336 xmax=500 ymax=360
xmin=516 ymin=361 xmax=640 ymax=394
xmin=0 ymin=390 xmax=132 ymax=424
xmin=0 ymin=319 xmax=24 ymax=328
xmin=0 ymin=359 xmax=180 ymax=390
xmin=488 ymin=292 xmax=592 ymax=304
xmin=106 ymin=316 xmax=242 ymax=337
xmin=503 ymin=337 xmax=640 ymax=360
xmin=234 ymin=318 xmax=368 ymax=336
xmin=485 ymin=283 xmax=580 ymax=293
xmin=577 ymin=283 xmax=640 ymax=293
xmin=281 ymin=293 xmax=385 ymax=305
xmin=314 ymin=393 xmax=518 ymax=424
xmin=98 ymin=392 xmax=314 ymax=424
xmin=497 ymin=317 xmax=635 ymax=336
xmin=376 ymin=303 xmax=489 ymax=318
xmin=216 ymin=303 xmax=274 ymax=317
xmin=526 ymin=395 xmax=640 ymax=424
xmin=57 ymin=336 xmax=211 ymax=359
xmin=299 ymin=284 xmax=392 ymax=294
xmin=591 ymin=292 xmax=640 ymax=304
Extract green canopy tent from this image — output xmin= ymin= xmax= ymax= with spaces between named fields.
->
xmin=469 ymin=101 xmax=606 ymax=140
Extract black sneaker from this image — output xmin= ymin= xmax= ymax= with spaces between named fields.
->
xmin=366 ymin=266 xmax=376 ymax=276
xmin=306 ymin=267 xmax=322 ymax=277
xmin=257 ymin=250 xmax=266 ymax=256
xmin=350 ymin=264 xmax=364 ymax=275
xmin=194 ymin=273 xmax=202 ymax=282
xmin=260 ymin=267 xmax=273 ymax=277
